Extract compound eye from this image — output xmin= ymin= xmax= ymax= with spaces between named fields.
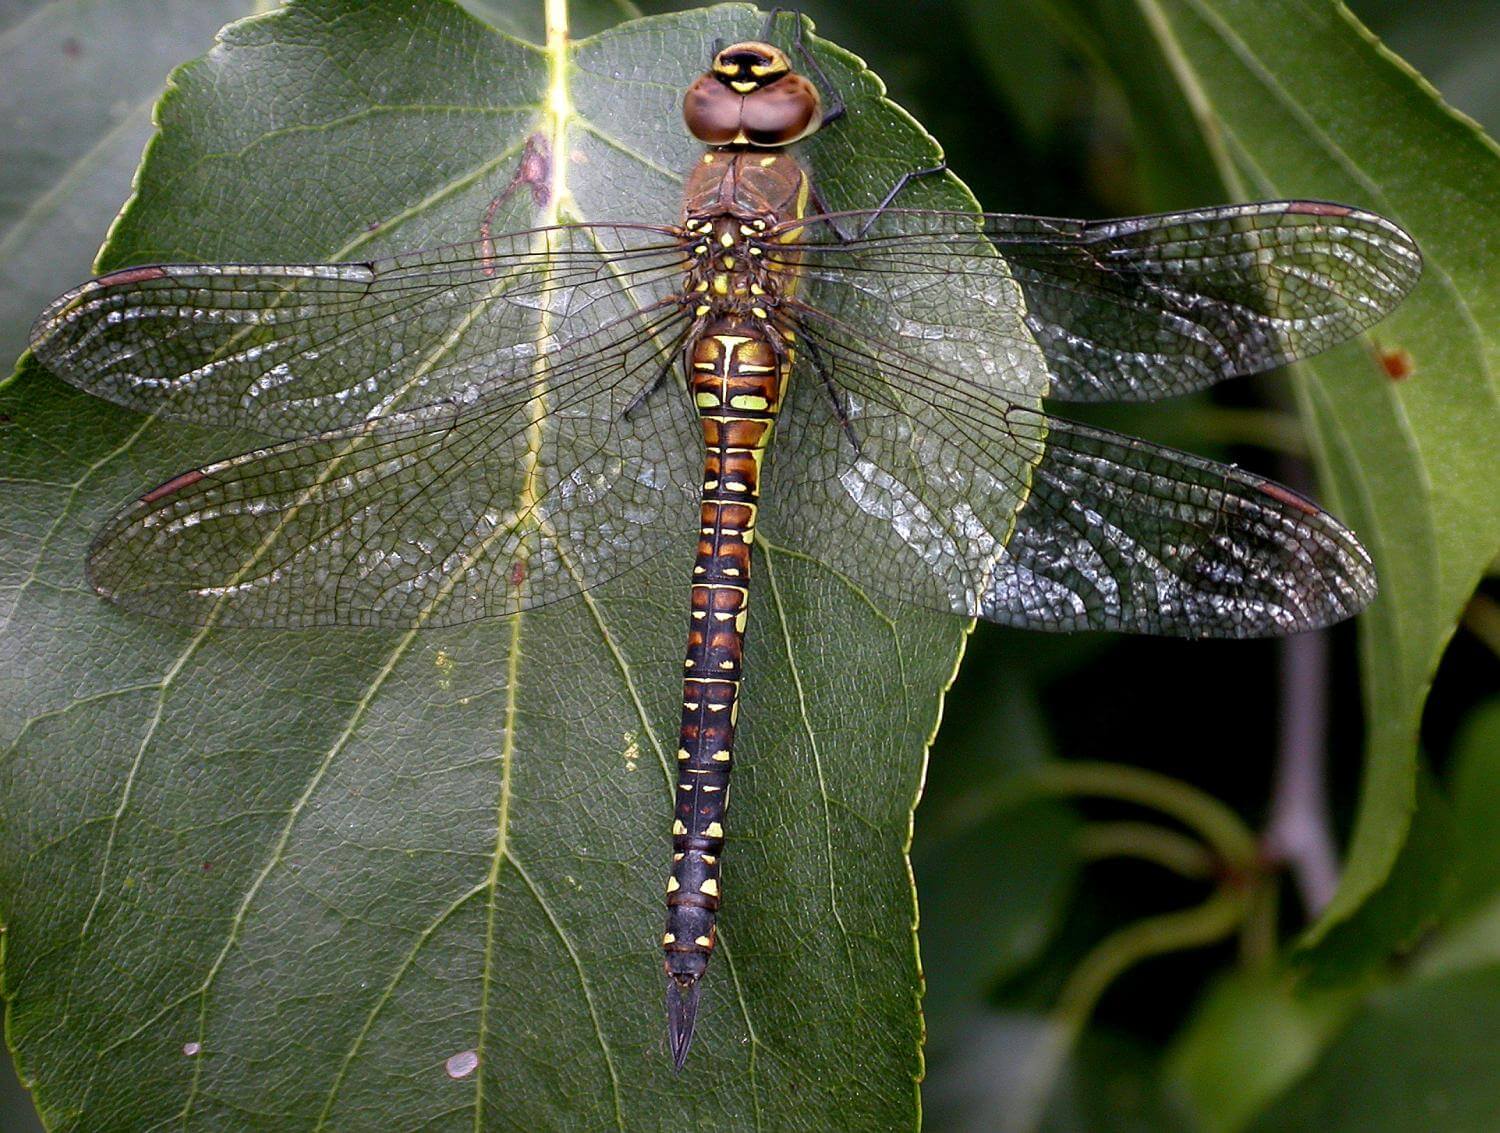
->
xmin=739 ymin=73 xmax=822 ymax=146
xmin=683 ymin=74 xmax=743 ymax=144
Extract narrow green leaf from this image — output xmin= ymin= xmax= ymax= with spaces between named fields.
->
xmin=961 ymin=0 xmax=1226 ymax=210
xmin=0 ymin=2 xmax=971 ymax=1127
xmin=1134 ymin=0 xmax=1500 ymax=944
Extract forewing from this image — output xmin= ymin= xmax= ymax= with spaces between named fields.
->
xmin=86 ymin=300 xmax=701 ymax=628
xmin=779 ymin=202 xmax=1419 ymax=401
xmin=769 ymin=315 xmax=1375 ymax=638
xmin=29 ymin=223 xmax=688 ymax=437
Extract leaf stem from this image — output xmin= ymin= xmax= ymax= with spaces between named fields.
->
xmin=1019 ymin=761 xmax=1259 ymax=871
xmin=1052 ymin=887 xmax=1248 ymax=1034
xmin=1074 ymin=820 xmax=1217 ymax=880
xmin=1024 ymin=763 xmax=1265 ymax=1035
xmin=1262 ymin=449 xmax=1341 ymax=920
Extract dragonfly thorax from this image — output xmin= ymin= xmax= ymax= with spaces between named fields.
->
xmin=682 ymin=149 xmax=810 ymax=231
xmin=680 ymin=215 xmax=781 ymax=319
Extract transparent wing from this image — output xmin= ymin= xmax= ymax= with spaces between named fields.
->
xmin=30 ymin=223 xmax=689 ymax=437
xmin=776 ymin=201 xmax=1420 ymax=401
xmin=85 ymin=299 xmax=703 ymax=628
xmin=766 ymin=306 xmax=1375 ymax=638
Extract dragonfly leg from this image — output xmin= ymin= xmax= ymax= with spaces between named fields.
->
xmin=624 ymin=349 xmax=682 ymax=419
xmin=625 ymin=324 xmax=697 ymax=419
xmin=806 ymin=162 xmax=947 ymax=243
xmin=802 ymin=331 xmax=862 ymax=456
xmin=856 ymin=163 xmax=949 ymax=237
xmin=787 ymin=13 xmax=847 ymax=127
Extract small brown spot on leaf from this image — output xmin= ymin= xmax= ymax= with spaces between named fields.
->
xmin=1377 ymin=346 xmax=1414 ymax=380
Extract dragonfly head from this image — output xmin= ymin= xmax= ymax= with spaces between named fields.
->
xmin=684 ymin=41 xmax=823 ymax=149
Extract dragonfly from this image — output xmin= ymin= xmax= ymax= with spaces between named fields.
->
xmin=29 ymin=20 xmax=1419 ymax=1070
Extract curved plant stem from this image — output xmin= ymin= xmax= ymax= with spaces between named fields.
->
xmin=1020 ymin=760 xmax=1259 ymax=871
xmin=1017 ymin=761 xmax=1266 ymax=1041
xmin=1239 ymin=866 xmax=1281 ymax=968
xmin=1074 ymin=820 xmax=1216 ymax=880
xmin=1053 ymin=887 xmax=1249 ymax=1034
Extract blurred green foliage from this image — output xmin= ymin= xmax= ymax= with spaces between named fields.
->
xmin=2 ymin=0 xmax=1497 ymax=1129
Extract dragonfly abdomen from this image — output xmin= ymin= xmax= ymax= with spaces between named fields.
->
xmin=664 ymin=319 xmax=786 ymax=1066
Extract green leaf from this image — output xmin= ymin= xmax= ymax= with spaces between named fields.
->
xmin=1166 ymin=968 xmax=1358 ymax=1133
xmin=1414 ymin=892 xmax=1500 ymax=984
xmin=960 ymin=0 xmax=1225 ymax=211
xmin=0 ymin=2 xmax=972 ymax=1127
xmin=1247 ymin=966 xmax=1500 ymax=1132
xmin=1126 ymin=0 xmax=1500 ymax=945
xmin=1298 ymin=768 xmax=1458 ymax=985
